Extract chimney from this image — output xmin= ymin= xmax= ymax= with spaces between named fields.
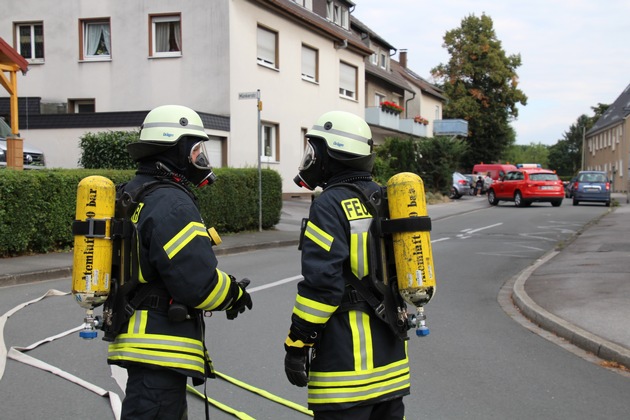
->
xmin=399 ymin=49 xmax=407 ymax=68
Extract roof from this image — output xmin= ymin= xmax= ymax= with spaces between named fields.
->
xmin=390 ymin=59 xmax=446 ymax=101
xmin=253 ymin=0 xmax=372 ymax=56
xmin=0 ymin=37 xmax=28 ymax=74
xmin=588 ymin=82 xmax=630 ymax=135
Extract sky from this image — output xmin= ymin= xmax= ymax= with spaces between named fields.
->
xmin=352 ymin=0 xmax=630 ymax=146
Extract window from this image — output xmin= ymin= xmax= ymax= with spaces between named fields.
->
xmin=326 ymin=1 xmax=349 ymax=29
xmin=291 ymin=0 xmax=312 ymax=9
xmin=339 ymin=62 xmax=357 ymax=100
xmin=257 ymin=26 xmax=278 ymax=69
xmin=15 ymin=22 xmax=44 ymax=63
xmin=301 ymin=45 xmax=318 ymax=82
xmin=261 ymin=122 xmax=279 ymax=162
xmin=370 ymin=53 xmax=377 ymax=65
xmin=150 ymin=14 xmax=181 ymax=57
xmin=80 ymin=18 xmax=111 ymax=60
xmin=380 ymin=53 xmax=386 ymax=69
xmin=68 ymin=99 xmax=95 ymax=113
xmin=374 ymin=93 xmax=385 ymax=107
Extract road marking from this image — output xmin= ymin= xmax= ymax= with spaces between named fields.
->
xmin=248 ymin=275 xmax=303 ymax=293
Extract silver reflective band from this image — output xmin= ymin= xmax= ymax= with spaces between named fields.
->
xmin=310 ymin=125 xmax=370 ymax=144
xmin=143 ymin=121 xmax=207 ymax=134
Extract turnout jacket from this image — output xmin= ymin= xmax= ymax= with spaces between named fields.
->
xmin=107 ymin=174 xmax=238 ymax=381
xmin=287 ymin=176 xmax=410 ymax=411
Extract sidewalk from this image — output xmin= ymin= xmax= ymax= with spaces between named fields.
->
xmin=1 ymin=195 xmax=629 ymax=369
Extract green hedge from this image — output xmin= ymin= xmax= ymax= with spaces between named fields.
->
xmin=0 ymin=168 xmax=282 ymax=257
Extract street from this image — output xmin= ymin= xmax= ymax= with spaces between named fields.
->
xmin=1 ymin=198 xmax=629 ymax=419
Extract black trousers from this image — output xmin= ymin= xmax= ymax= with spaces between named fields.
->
xmin=121 ymin=365 xmax=188 ymax=420
xmin=313 ymin=397 xmax=405 ymax=420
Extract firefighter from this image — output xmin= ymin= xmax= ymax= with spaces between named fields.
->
xmin=109 ymin=105 xmax=252 ymax=419
xmin=285 ymin=111 xmax=410 ymax=419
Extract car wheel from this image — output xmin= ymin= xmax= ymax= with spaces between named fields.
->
xmin=449 ymin=187 xmax=460 ymax=199
xmin=487 ymin=190 xmax=498 ymax=205
xmin=514 ymin=191 xmax=525 ymax=207
xmin=573 ymin=198 xmax=579 ymax=206
xmin=551 ymin=200 xmax=562 ymax=207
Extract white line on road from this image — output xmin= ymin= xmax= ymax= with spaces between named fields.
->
xmin=248 ymin=275 xmax=303 ymax=293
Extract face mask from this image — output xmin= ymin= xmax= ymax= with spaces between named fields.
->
xmin=294 ymin=140 xmax=325 ymax=190
xmin=188 ymin=141 xmax=217 ymax=187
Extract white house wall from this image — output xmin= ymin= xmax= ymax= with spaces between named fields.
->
xmin=229 ymin=1 xmax=366 ymax=195
xmin=2 ymin=1 xmax=231 ymax=113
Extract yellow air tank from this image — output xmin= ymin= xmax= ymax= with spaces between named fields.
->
xmin=71 ymin=175 xmax=116 ymax=338
xmin=386 ymin=172 xmax=436 ymax=336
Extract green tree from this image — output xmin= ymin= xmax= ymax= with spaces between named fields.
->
xmin=503 ymin=143 xmax=549 ymax=168
xmin=431 ymin=13 xmax=528 ymax=169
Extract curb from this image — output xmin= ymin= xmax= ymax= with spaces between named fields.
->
xmin=511 ymin=250 xmax=630 ymax=370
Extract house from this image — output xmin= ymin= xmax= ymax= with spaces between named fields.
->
xmin=1 ymin=0 xmax=448 ymax=195
xmin=584 ymin=83 xmax=630 ymax=193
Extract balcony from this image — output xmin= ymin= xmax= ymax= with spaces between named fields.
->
xmin=365 ymin=106 xmax=401 ymax=131
xmin=433 ymin=119 xmax=468 ymax=137
xmin=399 ymin=119 xmax=427 ymax=137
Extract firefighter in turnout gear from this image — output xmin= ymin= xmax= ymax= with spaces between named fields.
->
xmin=110 ymin=105 xmax=252 ymax=419
xmin=285 ymin=111 xmax=410 ymax=419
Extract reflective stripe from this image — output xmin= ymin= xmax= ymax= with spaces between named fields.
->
xmin=309 ymin=357 xmax=409 ymax=385
xmin=128 ymin=310 xmax=148 ymax=335
xmin=311 ymin=125 xmax=371 ymax=145
xmin=196 ymin=269 xmax=231 ymax=310
xmin=307 ymin=373 xmax=410 ymax=403
xmin=349 ymin=219 xmax=371 ymax=279
xmin=163 ymin=222 xmax=209 ymax=259
xmin=293 ymin=294 xmax=337 ymax=324
xmin=143 ymin=121 xmax=206 ymax=135
xmin=304 ymin=221 xmax=334 ymax=252
xmin=111 ymin=334 xmax=205 ymax=356
xmin=349 ymin=310 xmax=373 ymax=371
xmin=108 ymin=347 xmax=206 ymax=374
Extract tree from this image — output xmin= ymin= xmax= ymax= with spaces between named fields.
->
xmin=431 ymin=14 xmax=528 ymax=170
xmin=503 ymin=143 xmax=549 ymax=168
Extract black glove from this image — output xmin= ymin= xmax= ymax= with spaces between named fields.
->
xmin=284 ymin=346 xmax=309 ymax=387
xmin=226 ymin=278 xmax=253 ymax=320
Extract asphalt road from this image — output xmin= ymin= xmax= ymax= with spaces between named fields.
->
xmin=2 ymin=197 xmax=629 ymax=419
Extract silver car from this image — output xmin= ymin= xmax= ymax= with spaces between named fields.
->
xmin=0 ymin=139 xmax=47 ymax=169
xmin=450 ymin=172 xmax=471 ymax=199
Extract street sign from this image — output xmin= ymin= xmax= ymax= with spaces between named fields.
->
xmin=238 ymin=92 xmax=258 ymax=100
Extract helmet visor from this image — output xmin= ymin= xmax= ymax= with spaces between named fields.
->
xmin=190 ymin=141 xmax=213 ymax=170
xmin=298 ymin=142 xmax=317 ymax=171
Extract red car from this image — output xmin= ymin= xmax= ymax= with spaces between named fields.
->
xmin=487 ymin=168 xmax=564 ymax=207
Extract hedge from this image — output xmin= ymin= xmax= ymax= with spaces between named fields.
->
xmin=0 ymin=168 xmax=282 ymax=257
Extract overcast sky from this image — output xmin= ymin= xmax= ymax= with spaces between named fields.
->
xmin=352 ymin=0 xmax=630 ymax=146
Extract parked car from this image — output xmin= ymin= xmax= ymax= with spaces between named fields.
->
xmin=564 ymin=176 xmax=577 ymax=198
xmin=571 ymin=171 xmax=611 ymax=206
xmin=463 ymin=174 xmax=476 ymax=195
xmin=487 ymin=168 xmax=564 ymax=207
xmin=472 ymin=163 xmax=517 ymax=182
xmin=0 ymin=139 xmax=47 ymax=169
xmin=450 ymin=172 xmax=472 ymax=199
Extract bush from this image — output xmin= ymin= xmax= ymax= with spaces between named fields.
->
xmin=0 ymin=168 xmax=282 ymax=257
xmin=78 ymin=131 xmax=138 ymax=169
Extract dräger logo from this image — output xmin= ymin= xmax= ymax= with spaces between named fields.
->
xmin=163 ymin=132 xmax=175 ymax=138
xmin=333 ymin=141 xmax=345 ymax=148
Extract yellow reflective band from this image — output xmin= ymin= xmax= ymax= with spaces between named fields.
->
xmin=349 ymin=218 xmax=371 ymax=279
xmin=341 ymin=198 xmax=371 ymax=221
xmin=128 ymin=310 xmax=148 ymax=335
xmin=196 ymin=269 xmax=230 ymax=310
xmin=284 ymin=336 xmax=314 ymax=348
xmin=309 ymin=357 xmax=409 ymax=385
xmin=307 ymin=374 xmax=410 ymax=404
xmin=349 ymin=310 xmax=373 ymax=371
xmin=292 ymin=294 xmax=337 ymax=324
xmin=304 ymin=221 xmax=333 ymax=252
xmin=108 ymin=347 xmax=206 ymax=374
xmin=163 ymin=222 xmax=209 ymax=259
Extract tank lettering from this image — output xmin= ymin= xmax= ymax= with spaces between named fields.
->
xmin=82 ymin=237 xmax=95 ymax=281
xmin=86 ymin=188 xmax=97 ymax=207
xmin=407 ymin=187 xmax=417 ymax=209
xmin=412 ymin=234 xmax=425 ymax=278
